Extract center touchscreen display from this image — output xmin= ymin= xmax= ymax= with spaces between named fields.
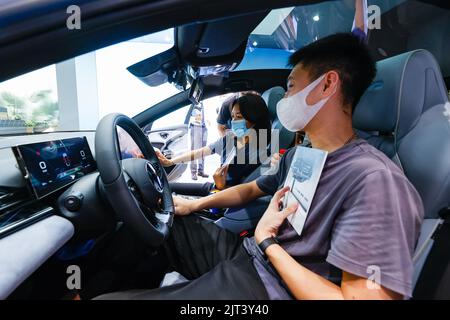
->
xmin=14 ymin=137 xmax=96 ymax=198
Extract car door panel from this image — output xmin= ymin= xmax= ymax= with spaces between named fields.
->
xmin=147 ymin=124 xmax=189 ymax=181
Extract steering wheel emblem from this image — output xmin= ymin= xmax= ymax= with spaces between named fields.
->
xmin=146 ymin=162 xmax=163 ymax=193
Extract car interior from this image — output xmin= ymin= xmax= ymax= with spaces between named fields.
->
xmin=0 ymin=0 xmax=449 ymax=300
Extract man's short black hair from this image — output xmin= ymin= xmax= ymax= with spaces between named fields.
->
xmin=288 ymin=33 xmax=376 ymax=112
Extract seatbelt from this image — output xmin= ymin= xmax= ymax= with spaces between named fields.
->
xmin=412 ymin=218 xmax=443 ymax=287
xmin=413 ymin=219 xmax=444 ymax=262
xmin=413 ymin=206 xmax=450 ymax=299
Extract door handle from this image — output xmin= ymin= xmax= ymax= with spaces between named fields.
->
xmin=159 ymin=132 xmax=169 ymax=139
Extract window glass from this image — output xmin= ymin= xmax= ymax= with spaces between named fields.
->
xmin=0 ymin=65 xmax=58 ymax=134
xmin=96 ymin=29 xmax=180 ymax=119
xmin=0 ymin=28 xmax=180 ymax=135
xmin=237 ymin=0 xmax=450 ymax=82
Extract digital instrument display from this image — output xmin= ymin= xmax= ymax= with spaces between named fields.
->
xmin=13 ymin=137 xmax=96 ymax=199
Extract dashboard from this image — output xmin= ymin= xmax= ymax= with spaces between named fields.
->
xmin=0 ymin=127 xmax=171 ymax=242
xmin=13 ymin=137 xmax=97 ymax=199
xmin=0 ymin=129 xmax=145 ymax=239
xmin=0 ymin=132 xmax=96 ymax=238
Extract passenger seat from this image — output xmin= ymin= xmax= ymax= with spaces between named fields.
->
xmin=353 ymin=49 xmax=450 ymax=299
xmin=262 ymin=86 xmax=296 ymax=150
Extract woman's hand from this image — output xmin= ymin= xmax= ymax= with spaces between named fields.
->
xmin=155 ymin=149 xmax=174 ymax=167
xmin=271 ymin=152 xmax=281 ymax=167
xmin=255 ymin=187 xmax=298 ymax=244
xmin=213 ymin=165 xmax=229 ymax=190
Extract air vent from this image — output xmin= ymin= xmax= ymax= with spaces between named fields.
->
xmin=0 ymin=187 xmax=30 ymax=212
xmin=0 ymin=186 xmax=53 ymax=239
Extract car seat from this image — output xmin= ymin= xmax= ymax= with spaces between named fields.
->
xmin=353 ymin=49 xmax=450 ymax=298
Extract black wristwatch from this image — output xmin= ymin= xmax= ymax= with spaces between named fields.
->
xmin=258 ymin=237 xmax=279 ymax=257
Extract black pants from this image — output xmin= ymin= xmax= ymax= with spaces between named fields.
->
xmin=95 ymin=215 xmax=269 ymax=300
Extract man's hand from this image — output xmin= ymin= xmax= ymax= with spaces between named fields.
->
xmin=173 ymin=195 xmax=199 ymax=216
xmin=155 ymin=149 xmax=174 ymax=167
xmin=213 ymin=165 xmax=229 ymax=190
xmin=255 ymin=187 xmax=298 ymax=244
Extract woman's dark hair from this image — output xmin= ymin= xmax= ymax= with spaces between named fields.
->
xmin=231 ymin=93 xmax=272 ymax=144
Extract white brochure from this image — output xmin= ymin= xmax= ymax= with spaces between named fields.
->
xmin=283 ymin=146 xmax=327 ymax=236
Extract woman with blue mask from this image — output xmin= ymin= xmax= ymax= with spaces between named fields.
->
xmin=157 ymin=93 xmax=271 ymax=194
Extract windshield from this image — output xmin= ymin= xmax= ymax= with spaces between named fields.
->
xmin=0 ymin=28 xmax=179 ymax=135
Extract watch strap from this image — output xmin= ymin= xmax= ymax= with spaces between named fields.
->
xmin=258 ymin=237 xmax=279 ymax=256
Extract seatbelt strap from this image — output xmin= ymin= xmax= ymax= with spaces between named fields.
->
xmin=413 ymin=207 xmax=450 ymax=299
xmin=412 ymin=218 xmax=443 ymax=288
xmin=413 ymin=219 xmax=443 ymax=263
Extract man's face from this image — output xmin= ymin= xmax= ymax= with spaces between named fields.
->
xmin=285 ymin=64 xmax=324 ymax=105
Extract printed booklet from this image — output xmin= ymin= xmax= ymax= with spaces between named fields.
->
xmin=283 ymin=146 xmax=328 ymax=236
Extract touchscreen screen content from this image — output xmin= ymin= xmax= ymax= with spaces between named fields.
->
xmin=14 ymin=137 xmax=96 ymax=198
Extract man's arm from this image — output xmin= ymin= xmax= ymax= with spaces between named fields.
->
xmin=254 ymin=187 xmax=403 ymax=300
xmin=173 ymin=180 xmax=266 ymax=215
xmin=265 ymin=245 xmax=402 ymax=300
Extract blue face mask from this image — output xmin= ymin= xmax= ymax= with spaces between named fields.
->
xmin=231 ymin=119 xmax=248 ymax=138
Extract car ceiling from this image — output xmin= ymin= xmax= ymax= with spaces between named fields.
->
xmin=0 ymin=0 xmax=327 ymax=83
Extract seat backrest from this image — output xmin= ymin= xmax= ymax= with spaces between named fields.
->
xmin=353 ymin=49 xmax=450 ymax=296
xmin=262 ymin=86 xmax=295 ymax=150
xmin=353 ymin=49 xmax=450 ymax=219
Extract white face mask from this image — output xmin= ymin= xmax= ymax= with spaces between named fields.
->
xmin=276 ymin=74 xmax=335 ymax=132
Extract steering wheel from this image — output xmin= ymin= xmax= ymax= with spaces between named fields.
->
xmin=95 ymin=113 xmax=174 ymax=247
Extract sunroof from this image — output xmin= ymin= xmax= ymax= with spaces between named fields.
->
xmin=251 ymin=7 xmax=295 ymax=36
xmin=236 ymin=0 xmax=408 ymax=71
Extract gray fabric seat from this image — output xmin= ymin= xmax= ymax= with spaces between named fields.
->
xmin=353 ymin=49 xmax=450 ymax=293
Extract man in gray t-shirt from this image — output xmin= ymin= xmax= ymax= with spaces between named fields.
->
xmin=243 ymin=139 xmax=423 ymax=299
xmin=168 ymin=33 xmax=424 ymax=300
xmin=97 ymin=33 xmax=424 ymax=300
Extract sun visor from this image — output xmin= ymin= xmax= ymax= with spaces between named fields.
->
xmin=177 ymin=11 xmax=268 ymax=68
xmin=126 ymin=47 xmax=184 ymax=88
